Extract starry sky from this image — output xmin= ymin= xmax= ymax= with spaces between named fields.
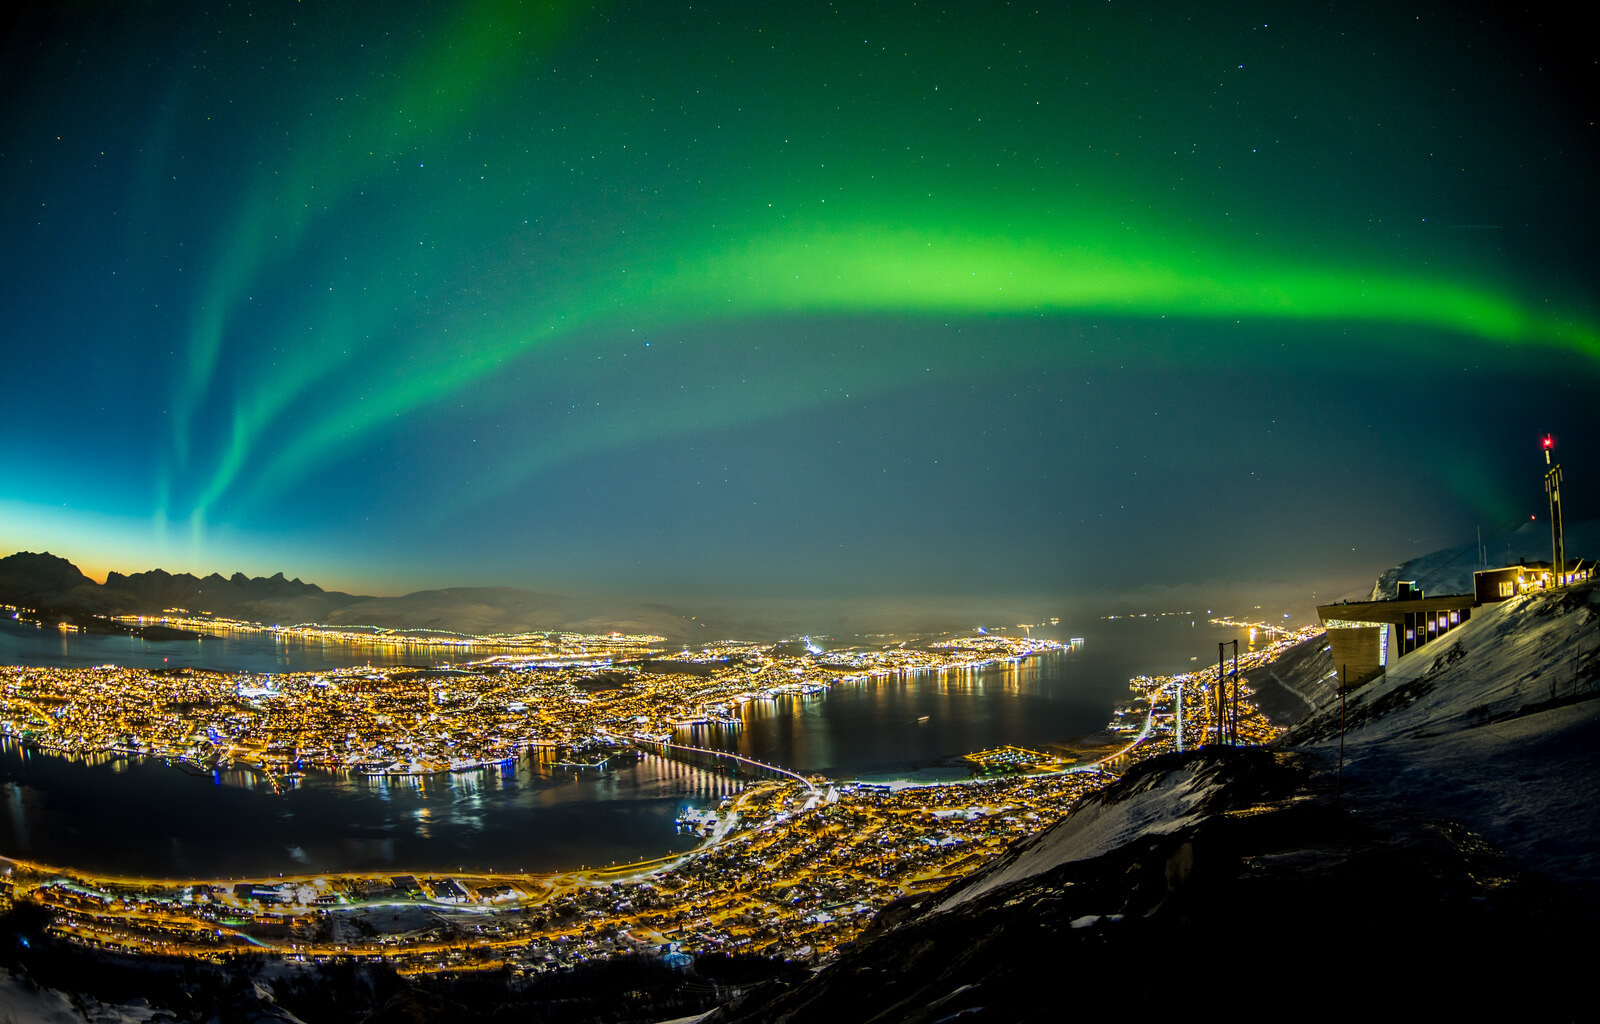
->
xmin=2 ymin=1 xmax=1596 ymax=624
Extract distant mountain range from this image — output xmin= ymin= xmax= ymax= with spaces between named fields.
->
xmin=0 ymin=551 xmax=712 ymax=639
xmin=0 ymin=550 xmax=357 ymax=622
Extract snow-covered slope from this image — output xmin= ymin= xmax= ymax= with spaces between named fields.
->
xmin=1244 ymin=632 xmax=1339 ymax=724
xmin=0 ymin=968 xmax=168 ymax=1024
xmin=938 ymin=578 xmax=1600 ymax=910
xmin=0 ymin=963 xmax=311 ymax=1023
xmin=929 ymin=759 xmax=1224 ymax=914
xmin=1290 ymin=577 xmax=1600 ymax=888
xmin=1368 ymin=516 xmax=1599 ymax=599
xmin=918 ymin=580 xmax=1599 ymax=917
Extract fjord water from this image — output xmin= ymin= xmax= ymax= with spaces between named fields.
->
xmin=0 ymin=616 xmax=1255 ymax=876
xmin=0 ymin=616 xmax=524 ymax=673
xmin=0 ymin=742 xmax=716 ymax=877
xmin=691 ymin=618 xmax=1255 ymax=779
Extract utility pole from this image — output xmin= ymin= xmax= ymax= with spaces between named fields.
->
xmin=1215 ymin=640 xmax=1239 ymax=745
xmin=1216 ymin=643 xmax=1225 ymax=746
xmin=1543 ymin=435 xmax=1565 ymax=587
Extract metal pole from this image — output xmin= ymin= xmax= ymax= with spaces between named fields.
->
xmin=1231 ymin=639 xmax=1240 ymax=745
xmin=1209 ymin=643 xmax=1222 ymax=748
xmin=1544 ymin=435 xmax=1566 ymax=586
xmin=1336 ymin=664 xmax=1347 ymax=804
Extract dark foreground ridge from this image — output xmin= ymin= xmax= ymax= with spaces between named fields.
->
xmin=706 ymin=746 xmax=1588 ymax=1022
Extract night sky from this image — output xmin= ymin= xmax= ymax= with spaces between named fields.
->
xmin=2 ymin=1 xmax=1596 ymax=624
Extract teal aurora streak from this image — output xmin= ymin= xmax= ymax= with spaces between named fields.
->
xmin=4 ymin=0 xmax=1595 ymax=593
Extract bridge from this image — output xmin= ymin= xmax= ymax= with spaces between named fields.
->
xmin=637 ymin=738 xmax=817 ymax=796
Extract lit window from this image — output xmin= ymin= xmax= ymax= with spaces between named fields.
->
xmin=1499 ymin=581 xmax=1514 ymax=597
xmin=1449 ymin=611 xmax=1459 ymax=624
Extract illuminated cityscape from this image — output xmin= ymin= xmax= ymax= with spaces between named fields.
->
xmin=0 ymin=621 xmax=1309 ymax=973
xmin=0 ymin=624 xmax=1060 ymax=778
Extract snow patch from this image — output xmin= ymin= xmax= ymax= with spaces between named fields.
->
xmin=932 ymin=762 xmax=1220 ymax=914
xmin=0 ymin=968 xmax=167 ymax=1024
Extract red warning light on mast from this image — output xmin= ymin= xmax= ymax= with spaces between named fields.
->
xmin=1542 ymin=434 xmax=1555 ymax=450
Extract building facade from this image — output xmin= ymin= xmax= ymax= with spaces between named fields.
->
xmin=1317 ymin=582 xmax=1475 ymax=690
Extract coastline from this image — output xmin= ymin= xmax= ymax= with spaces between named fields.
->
xmin=0 ymin=622 xmax=1322 ymax=972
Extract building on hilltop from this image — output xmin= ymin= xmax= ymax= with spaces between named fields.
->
xmin=1474 ymin=557 xmax=1595 ymax=603
xmin=1322 ymin=556 xmax=1595 ymax=690
xmin=1317 ymin=581 xmax=1476 ymax=690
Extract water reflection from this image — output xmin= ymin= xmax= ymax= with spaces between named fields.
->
xmin=0 ymin=617 xmax=533 ymax=675
xmin=0 ymin=616 xmax=1251 ymax=875
xmin=0 ymin=739 xmax=740 ymax=877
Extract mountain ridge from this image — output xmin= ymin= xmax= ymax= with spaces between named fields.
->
xmin=0 ymin=551 xmax=721 ymax=640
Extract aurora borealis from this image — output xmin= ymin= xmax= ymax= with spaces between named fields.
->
xmin=2 ymin=1 xmax=1596 ymax=620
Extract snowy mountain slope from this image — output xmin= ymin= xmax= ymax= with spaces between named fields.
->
xmin=1290 ymin=578 xmax=1600 ymax=888
xmin=706 ymin=743 xmax=1586 ymax=1022
xmin=0 ymin=967 xmax=168 ymax=1023
xmin=928 ymin=759 xmax=1226 ymax=915
xmin=1242 ymin=631 xmax=1338 ymax=724
xmin=933 ymin=578 xmax=1600 ymax=912
xmin=939 ymin=580 xmax=1600 ymax=916
xmin=1367 ymin=516 xmax=1599 ymax=599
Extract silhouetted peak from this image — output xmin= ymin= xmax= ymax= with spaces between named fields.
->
xmin=0 ymin=551 xmax=92 ymax=595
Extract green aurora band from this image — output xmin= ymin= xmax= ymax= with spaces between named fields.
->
xmin=154 ymin=0 xmax=1599 ymax=532
xmin=193 ymin=210 xmax=1599 ymax=522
